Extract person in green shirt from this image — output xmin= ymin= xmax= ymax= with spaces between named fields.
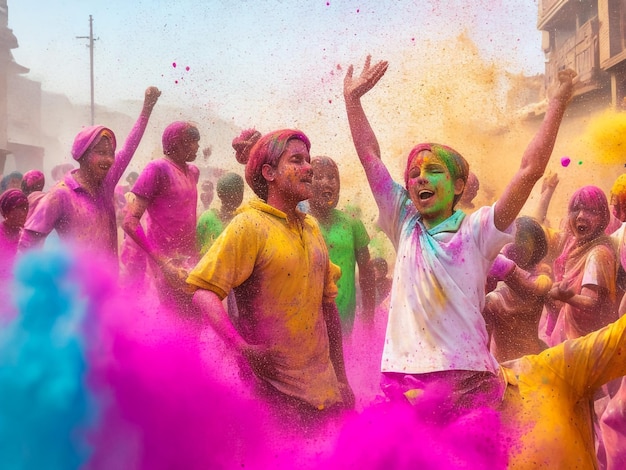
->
xmin=196 ymin=172 xmax=244 ymax=255
xmin=307 ymin=156 xmax=375 ymax=332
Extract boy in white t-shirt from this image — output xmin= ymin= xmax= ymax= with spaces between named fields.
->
xmin=343 ymin=55 xmax=575 ymax=412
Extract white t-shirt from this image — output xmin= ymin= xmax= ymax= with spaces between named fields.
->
xmin=378 ymin=182 xmax=514 ymax=374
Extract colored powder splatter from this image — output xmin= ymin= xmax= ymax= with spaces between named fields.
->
xmin=2 ymin=244 xmax=511 ymax=469
xmin=0 ymin=245 xmax=96 ymax=470
xmin=561 ymin=156 xmax=570 ymax=167
xmin=580 ymin=109 xmax=626 ymax=165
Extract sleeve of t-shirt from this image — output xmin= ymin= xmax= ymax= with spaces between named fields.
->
xmin=187 ymin=212 xmax=261 ymax=299
xmin=582 ymin=245 xmax=616 ymax=294
xmin=352 ymin=218 xmax=370 ymax=251
xmin=543 ymin=314 xmax=626 ymax=398
xmin=323 ymin=260 xmax=341 ymax=303
xmin=469 ymin=204 xmax=515 ymax=261
xmin=23 ymin=185 xmax=66 ymax=236
xmin=376 ymin=181 xmax=414 ymax=250
xmin=131 ymin=162 xmax=161 ymax=202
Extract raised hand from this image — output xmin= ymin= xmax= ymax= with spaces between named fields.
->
xmin=343 ymin=55 xmax=389 ymax=103
xmin=144 ymin=86 xmax=161 ymax=110
xmin=551 ymin=68 xmax=576 ymax=105
xmin=541 ymin=171 xmax=559 ymax=193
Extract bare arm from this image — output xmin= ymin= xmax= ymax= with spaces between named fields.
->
xmin=505 ymin=269 xmax=553 ymax=298
xmin=549 ymin=283 xmax=606 ymax=313
xmin=343 ymin=56 xmax=396 ymax=203
xmin=192 ymin=289 xmax=281 ymax=379
xmin=106 ymin=87 xmax=161 ymax=187
xmin=533 ymin=172 xmax=559 ymax=226
xmin=122 ymin=194 xmax=159 ymax=261
xmin=494 ymin=70 xmax=576 ymax=231
xmin=18 ymin=229 xmax=47 ymax=252
xmin=122 ymin=193 xmax=188 ymax=288
xmin=192 ymin=289 xmax=248 ymax=351
xmin=323 ymin=300 xmax=355 ymax=408
xmin=356 ymin=246 xmax=376 ymax=321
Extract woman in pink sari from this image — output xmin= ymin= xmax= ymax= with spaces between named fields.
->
xmin=548 ymin=185 xmax=618 ymax=344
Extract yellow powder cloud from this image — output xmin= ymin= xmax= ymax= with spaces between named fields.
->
xmin=581 ymin=109 xmax=626 ymax=165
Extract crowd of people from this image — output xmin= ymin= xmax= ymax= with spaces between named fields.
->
xmin=1 ymin=55 xmax=626 ymax=468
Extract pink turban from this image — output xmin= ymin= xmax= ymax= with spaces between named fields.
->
xmin=162 ymin=121 xmax=200 ymax=155
xmin=21 ymin=170 xmax=45 ymax=194
xmin=71 ymin=126 xmax=116 ymax=161
xmin=242 ymin=129 xmax=310 ymax=201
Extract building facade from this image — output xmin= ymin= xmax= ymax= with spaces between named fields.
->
xmin=539 ymin=0 xmax=626 ymax=107
xmin=0 ymin=0 xmax=44 ymax=177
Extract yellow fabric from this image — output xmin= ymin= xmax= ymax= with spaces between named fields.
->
xmin=500 ymin=314 xmax=626 ymax=469
xmin=187 ymin=198 xmax=342 ymax=408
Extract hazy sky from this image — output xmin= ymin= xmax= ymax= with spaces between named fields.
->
xmin=8 ymin=0 xmax=544 ymax=128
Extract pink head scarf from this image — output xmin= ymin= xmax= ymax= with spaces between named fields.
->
xmin=0 ymin=189 xmax=28 ymax=218
xmin=21 ymin=170 xmax=45 ymax=194
xmin=162 ymin=121 xmax=200 ymax=156
xmin=71 ymin=126 xmax=117 ymax=161
xmin=238 ymin=129 xmax=310 ymax=201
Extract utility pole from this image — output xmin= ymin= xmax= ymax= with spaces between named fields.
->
xmin=76 ymin=15 xmax=97 ymax=125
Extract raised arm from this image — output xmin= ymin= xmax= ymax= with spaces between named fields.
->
xmin=494 ymin=69 xmax=576 ymax=231
xmin=343 ymin=56 xmax=395 ymax=200
xmin=533 ymin=172 xmax=559 ymax=226
xmin=106 ymin=87 xmax=161 ymax=188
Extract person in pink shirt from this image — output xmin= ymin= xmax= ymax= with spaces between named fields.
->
xmin=18 ymin=87 xmax=161 ymax=260
xmin=0 ymin=189 xmax=28 ymax=277
xmin=122 ymin=121 xmax=201 ymax=313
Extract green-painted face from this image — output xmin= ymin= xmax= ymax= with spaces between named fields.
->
xmin=406 ymin=150 xmax=464 ymax=229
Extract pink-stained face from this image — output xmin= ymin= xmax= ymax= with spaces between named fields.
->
xmin=82 ymin=137 xmax=115 ymax=184
xmin=270 ymin=139 xmax=313 ymax=203
xmin=4 ymin=202 xmax=29 ymax=228
xmin=309 ymin=159 xmax=340 ymax=213
xmin=406 ymin=150 xmax=464 ymax=228
xmin=179 ymin=133 xmax=200 ymax=163
xmin=568 ymin=204 xmax=606 ymax=243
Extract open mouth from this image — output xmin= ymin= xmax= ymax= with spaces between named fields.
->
xmin=418 ymin=189 xmax=434 ymax=200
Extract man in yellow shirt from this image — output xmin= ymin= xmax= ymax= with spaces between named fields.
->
xmin=187 ymin=129 xmax=353 ymax=428
xmin=499 ymin=313 xmax=626 ymax=468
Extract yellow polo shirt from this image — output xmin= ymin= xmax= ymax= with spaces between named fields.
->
xmin=188 ymin=199 xmax=342 ymax=409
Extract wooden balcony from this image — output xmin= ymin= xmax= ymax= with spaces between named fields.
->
xmin=538 ymin=0 xmax=576 ymax=30
xmin=545 ymin=18 xmax=601 ymax=92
